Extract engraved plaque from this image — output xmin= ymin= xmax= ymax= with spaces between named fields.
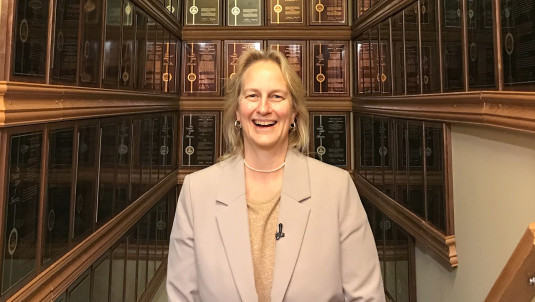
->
xmin=311 ymin=0 xmax=346 ymax=24
xmin=52 ymin=0 xmax=80 ymax=82
xmin=443 ymin=0 xmax=461 ymax=27
xmin=136 ymin=10 xmax=148 ymax=90
xmin=3 ymin=132 xmax=42 ymax=293
xmin=120 ymin=1 xmax=136 ymax=89
xmin=185 ymin=0 xmax=220 ymax=25
xmin=269 ymin=0 xmax=303 ymax=24
xmin=311 ymin=42 xmax=348 ymax=95
xmin=13 ymin=0 xmax=49 ymax=78
xmin=312 ymin=114 xmax=348 ymax=168
xmin=98 ymin=123 xmax=117 ymax=224
xmin=269 ymin=41 xmax=306 ymax=82
xmin=227 ymin=0 xmax=262 ymax=26
xmin=225 ymin=41 xmax=262 ymax=79
xmin=103 ymin=0 xmax=122 ymax=87
xmin=163 ymin=39 xmax=179 ymax=93
xmin=75 ymin=125 xmax=97 ymax=240
xmin=79 ymin=0 xmax=103 ymax=86
xmin=183 ymin=41 xmax=220 ymax=95
xmin=181 ymin=113 xmax=218 ymax=167
xmin=443 ymin=42 xmax=464 ymax=91
xmin=357 ymin=41 xmax=379 ymax=94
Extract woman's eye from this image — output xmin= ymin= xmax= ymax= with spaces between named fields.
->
xmin=245 ymin=94 xmax=258 ymax=99
xmin=271 ymin=95 xmax=284 ymax=100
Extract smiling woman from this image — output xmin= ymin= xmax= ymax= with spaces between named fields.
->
xmin=167 ymin=49 xmax=385 ymax=302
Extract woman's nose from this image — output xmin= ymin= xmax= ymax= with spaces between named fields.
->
xmin=257 ymin=97 xmax=271 ymax=114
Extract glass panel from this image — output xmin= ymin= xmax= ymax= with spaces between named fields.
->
xmin=227 ymin=0 xmax=261 ymax=26
xmin=74 ymin=126 xmax=97 ymax=240
xmin=395 ymin=228 xmax=410 ymax=302
xmin=369 ymin=27 xmax=381 ymax=94
xmin=103 ymin=0 xmax=121 ymax=87
xmin=67 ymin=271 xmax=90 ymax=302
xmin=396 ymin=120 xmax=409 ymax=208
xmin=425 ymin=124 xmax=447 ymax=232
xmin=140 ymin=118 xmax=153 ymax=191
xmin=144 ymin=17 xmax=157 ymax=91
xmin=421 ymin=0 xmax=441 ymax=93
xmin=408 ymin=123 xmax=424 ymax=218
xmin=98 ymin=123 xmax=117 ymax=224
xmin=442 ymin=0 xmax=464 ymax=91
xmin=404 ymin=3 xmax=421 ymax=94
xmin=357 ymin=32 xmax=372 ymax=94
xmin=131 ymin=119 xmax=144 ymax=200
xmin=121 ymin=1 xmax=136 ymax=89
xmin=92 ymin=253 xmax=110 ymax=302
xmin=159 ymin=115 xmax=173 ymax=176
xmin=124 ymin=233 xmax=136 ymax=302
xmin=2 ymin=132 xmax=42 ymax=293
xmin=13 ymin=0 xmax=49 ymax=78
xmin=135 ymin=10 xmax=148 ymax=90
xmin=44 ymin=128 xmax=74 ymax=264
xmin=115 ymin=119 xmax=131 ymax=213
xmin=146 ymin=209 xmax=155 ymax=281
xmin=468 ymin=0 xmax=495 ymax=88
xmin=360 ymin=116 xmax=373 ymax=183
xmin=392 ymin=10 xmax=405 ymax=94
xmin=163 ymin=35 xmax=178 ymax=93
xmin=151 ymin=116 xmax=161 ymax=184
xmin=51 ymin=0 xmax=80 ymax=82
xmin=379 ymin=20 xmax=392 ymax=94
xmin=79 ymin=0 xmax=103 ymax=86
xmin=136 ymin=221 xmax=148 ymax=298
xmin=110 ymin=241 xmax=125 ymax=302
xmin=153 ymin=24 xmax=165 ymax=93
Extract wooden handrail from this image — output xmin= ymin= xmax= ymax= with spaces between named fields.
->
xmin=486 ymin=223 xmax=535 ymax=302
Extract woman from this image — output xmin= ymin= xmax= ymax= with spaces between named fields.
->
xmin=167 ymin=49 xmax=385 ymax=302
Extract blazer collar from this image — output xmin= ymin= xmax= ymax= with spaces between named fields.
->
xmin=215 ymin=149 xmax=312 ymax=302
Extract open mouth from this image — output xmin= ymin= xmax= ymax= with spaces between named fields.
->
xmin=253 ymin=120 xmax=277 ymax=127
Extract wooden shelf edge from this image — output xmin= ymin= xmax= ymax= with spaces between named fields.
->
xmin=6 ymin=171 xmax=178 ymax=302
xmin=178 ymin=97 xmax=353 ymax=111
xmin=353 ymin=91 xmax=535 ymax=134
xmin=354 ymin=173 xmax=458 ymax=270
xmin=182 ymin=26 xmax=351 ymax=40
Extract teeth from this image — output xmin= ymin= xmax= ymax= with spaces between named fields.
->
xmin=254 ymin=120 xmax=276 ymax=126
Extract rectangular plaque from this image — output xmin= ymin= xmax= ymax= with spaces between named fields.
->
xmin=227 ymin=0 xmax=262 ymax=26
xmin=79 ymin=0 xmax=103 ymax=86
xmin=269 ymin=0 xmax=303 ymax=24
xmin=98 ymin=123 xmax=117 ymax=224
xmin=13 ymin=0 xmax=49 ymax=78
xmin=120 ymin=1 xmax=136 ymax=89
xmin=357 ymin=41 xmax=379 ymax=94
xmin=136 ymin=10 xmax=148 ymax=89
xmin=144 ymin=21 xmax=158 ymax=91
xmin=103 ymin=0 xmax=122 ymax=87
xmin=443 ymin=42 xmax=464 ymax=91
xmin=3 ymin=132 xmax=42 ymax=293
xmin=310 ymin=0 xmax=346 ymax=24
xmin=181 ymin=112 xmax=218 ymax=167
xmin=51 ymin=0 xmax=80 ymax=82
xmin=269 ymin=41 xmax=306 ymax=84
xmin=185 ymin=0 xmax=220 ymax=25
xmin=225 ymin=41 xmax=262 ymax=79
xmin=443 ymin=0 xmax=461 ymax=27
xmin=183 ymin=41 xmax=220 ymax=95
xmin=311 ymin=41 xmax=348 ymax=95
xmin=163 ymin=39 xmax=179 ymax=93
xmin=312 ymin=113 xmax=349 ymax=168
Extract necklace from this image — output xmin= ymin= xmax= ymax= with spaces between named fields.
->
xmin=243 ymin=159 xmax=285 ymax=173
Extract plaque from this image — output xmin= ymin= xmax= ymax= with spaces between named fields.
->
xmin=3 ymin=131 xmax=42 ymax=293
xmin=115 ymin=120 xmax=131 ymax=213
xmin=502 ymin=0 xmax=535 ymax=86
xmin=225 ymin=41 xmax=262 ymax=79
xmin=158 ymin=115 xmax=175 ymax=173
xmin=185 ymin=0 xmax=220 ymax=25
xmin=359 ymin=116 xmax=373 ymax=167
xmin=12 ymin=0 xmax=49 ymax=78
xmin=443 ymin=42 xmax=464 ymax=91
xmin=163 ymin=40 xmax=179 ymax=93
xmin=269 ymin=0 xmax=303 ymax=24
xmin=152 ymin=25 xmax=166 ymax=92
xmin=51 ymin=0 xmax=80 ymax=82
xmin=131 ymin=119 xmax=144 ymax=200
xmin=98 ymin=123 xmax=117 ymax=223
xmin=312 ymin=113 xmax=349 ymax=168
xmin=227 ymin=0 xmax=262 ymax=26
xmin=357 ymin=41 xmax=379 ymax=94
xmin=311 ymin=41 xmax=348 ymax=95
xmin=120 ymin=1 xmax=136 ymax=88
xmin=402 ymin=44 xmax=420 ymax=94
xmin=79 ymin=0 xmax=102 ymax=86
xmin=103 ymin=0 xmax=122 ymax=87
xmin=150 ymin=117 xmax=162 ymax=184
xmin=268 ymin=41 xmax=306 ymax=83
xmin=181 ymin=112 xmax=218 ymax=167
xmin=358 ymin=0 xmax=371 ymax=17
xmin=183 ymin=41 xmax=220 ymax=95
xmin=443 ymin=0 xmax=461 ymax=28
xmin=139 ymin=118 xmax=155 ymax=190
xmin=310 ymin=0 xmax=346 ymax=24
xmin=372 ymin=118 xmax=391 ymax=168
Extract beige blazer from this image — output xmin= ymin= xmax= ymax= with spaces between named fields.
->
xmin=167 ymin=149 xmax=385 ymax=302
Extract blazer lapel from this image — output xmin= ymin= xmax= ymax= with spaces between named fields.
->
xmin=215 ymin=156 xmax=258 ymax=302
xmin=271 ymin=150 xmax=311 ymax=302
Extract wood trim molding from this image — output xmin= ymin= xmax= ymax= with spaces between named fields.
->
xmin=0 ymin=82 xmax=179 ymax=126
xmin=355 ymin=173 xmax=458 ymax=269
xmin=6 ymin=171 xmax=178 ymax=302
xmin=179 ymin=97 xmax=353 ymax=111
xmin=353 ymin=91 xmax=535 ymax=134
xmin=485 ymin=222 xmax=535 ymax=302
xmin=130 ymin=0 xmax=182 ymax=39
xmin=351 ymin=0 xmax=413 ymax=38
xmin=182 ymin=26 xmax=352 ymax=40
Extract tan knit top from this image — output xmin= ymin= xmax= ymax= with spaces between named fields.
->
xmin=246 ymin=190 xmax=281 ymax=302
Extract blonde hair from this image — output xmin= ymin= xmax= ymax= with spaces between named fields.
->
xmin=220 ymin=49 xmax=309 ymax=161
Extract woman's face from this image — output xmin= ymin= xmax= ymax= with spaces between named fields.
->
xmin=236 ymin=60 xmax=296 ymax=154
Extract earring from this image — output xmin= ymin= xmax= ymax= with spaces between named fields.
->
xmin=289 ymin=122 xmax=297 ymax=132
xmin=234 ymin=120 xmax=242 ymax=130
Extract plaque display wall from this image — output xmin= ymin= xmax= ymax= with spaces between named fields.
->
xmin=12 ymin=0 xmax=49 ymax=78
xmin=183 ymin=41 xmax=220 ymax=95
xmin=268 ymin=41 xmax=306 ymax=85
xmin=44 ymin=128 xmax=74 ymax=264
xmin=225 ymin=41 xmax=262 ymax=79
xmin=269 ymin=0 xmax=304 ymax=25
xmin=310 ymin=41 xmax=348 ymax=95
xmin=311 ymin=113 xmax=349 ymax=168
xmin=51 ymin=0 xmax=80 ymax=83
xmin=2 ymin=131 xmax=43 ymax=293
xmin=185 ymin=0 xmax=220 ymax=25
xmin=227 ymin=0 xmax=262 ymax=26
xmin=310 ymin=0 xmax=346 ymax=24
xmin=180 ymin=112 xmax=219 ymax=167
xmin=502 ymin=0 xmax=535 ymax=86
xmin=79 ymin=0 xmax=103 ymax=86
